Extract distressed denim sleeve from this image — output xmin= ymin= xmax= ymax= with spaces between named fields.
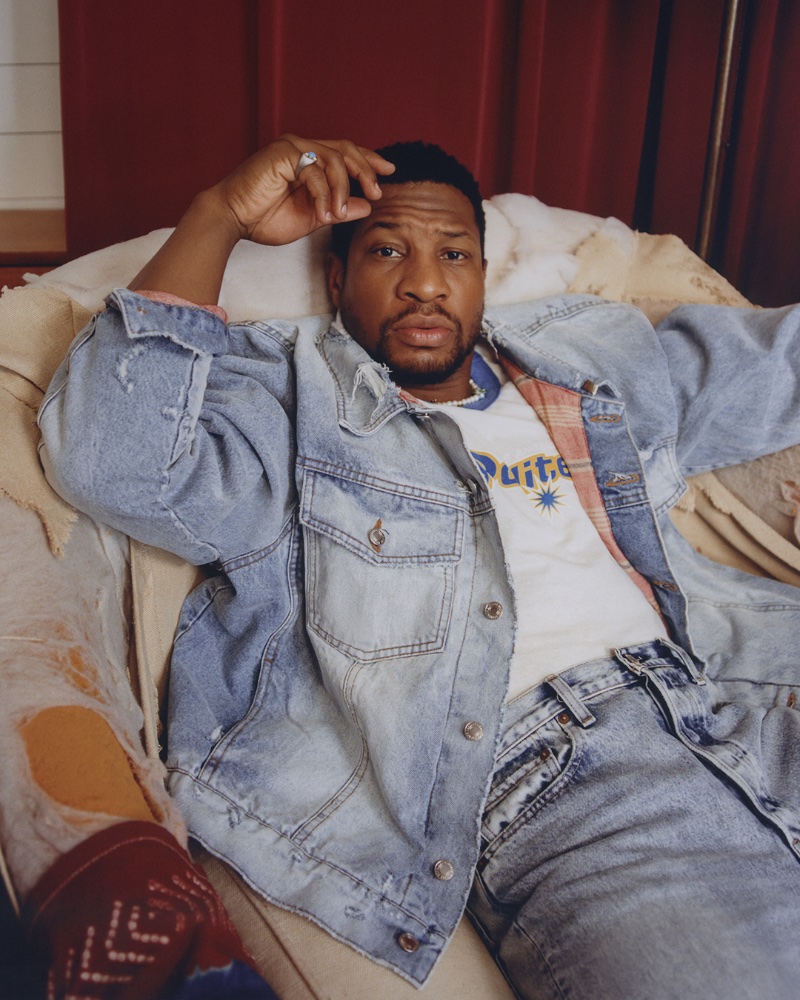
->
xmin=38 ymin=289 xmax=296 ymax=564
xmin=656 ymin=303 xmax=800 ymax=475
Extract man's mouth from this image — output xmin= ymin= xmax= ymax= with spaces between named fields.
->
xmin=391 ymin=315 xmax=455 ymax=348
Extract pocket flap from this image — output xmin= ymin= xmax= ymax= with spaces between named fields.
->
xmin=300 ymin=469 xmax=463 ymax=565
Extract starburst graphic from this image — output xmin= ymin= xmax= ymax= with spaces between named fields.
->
xmin=531 ymin=485 xmax=564 ymax=515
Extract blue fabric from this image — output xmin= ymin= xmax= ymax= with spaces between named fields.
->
xmin=465 ymin=350 xmax=501 ymax=409
xmin=173 ymin=960 xmax=279 ymax=999
xmin=39 ymin=291 xmax=800 ymax=988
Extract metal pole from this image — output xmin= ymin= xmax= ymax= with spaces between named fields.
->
xmin=696 ymin=0 xmax=745 ymax=260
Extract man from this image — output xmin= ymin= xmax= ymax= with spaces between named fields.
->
xmin=40 ymin=135 xmax=800 ymax=999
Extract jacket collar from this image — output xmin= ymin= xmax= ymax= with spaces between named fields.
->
xmin=482 ymin=300 xmax=621 ymax=400
xmin=316 ymin=320 xmax=409 ymax=436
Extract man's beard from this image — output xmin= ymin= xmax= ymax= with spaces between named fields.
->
xmin=343 ymin=303 xmax=484 ymax=388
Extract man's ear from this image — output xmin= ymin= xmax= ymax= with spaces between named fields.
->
xmin=326 ymin=252 xmax=345 ymax=309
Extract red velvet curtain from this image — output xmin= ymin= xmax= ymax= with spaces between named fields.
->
xmin=58 ymin=2 xmax=261 ymax=257
xmin=713 ymin=0 xmax=800 ymax=307
xmin=58 ymin=0 xmax=799 ymax=305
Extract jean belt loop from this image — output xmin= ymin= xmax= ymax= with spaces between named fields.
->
xmin=616 ymin=641 xmax=707 ymax=686
xmin=544 ymin=674 xmax=597 ymax=728
xmin=614 ymin=648 xmax=645 ymax=676
xmin=662 ymin=638 xmax=707 ymax=685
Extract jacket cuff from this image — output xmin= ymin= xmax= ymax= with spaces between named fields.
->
xmin=133 ymin=289 xmax=228 ymax=324
xmin=107 ymin=288 xmax=230 ymax=356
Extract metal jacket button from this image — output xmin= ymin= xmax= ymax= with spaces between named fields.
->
xmin=368 ymin=522 xmax=386 ymax=552
xmin=463 ymin=721 xmax=484 ymax=741
xmin=433 ymin=859 xmax=455 ymax=881
xmin=483 ymin=601 xmax=503 ymax=620
xmin=398 ymin=932 xmax=420 ymax=953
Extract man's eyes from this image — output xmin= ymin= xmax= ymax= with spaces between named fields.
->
xmin=371 ymin=247 xmax=468 ymax=260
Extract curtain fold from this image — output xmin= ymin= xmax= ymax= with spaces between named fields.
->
xmin=508 ymin=0 xmax=662 ymax=223
xmin=58 ymin=0 xmax=261 ymax=258
xmin=714 ymin=0 xmax=800 ymax=306
xmin=57 ymin=0 xmax=798 ymax=305
xmin=645 ymin=0 xmax=726 ymax=245
xmin=251 ymin=0 xmax=519 ymax=195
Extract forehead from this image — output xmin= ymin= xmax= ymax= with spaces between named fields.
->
xmin=352 ymin=182 xmax=480 ymax=243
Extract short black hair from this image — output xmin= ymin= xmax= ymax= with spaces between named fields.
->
xmin=329 ymin=140 xmax=485 ymax=262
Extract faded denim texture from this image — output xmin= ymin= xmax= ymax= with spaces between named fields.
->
xmin=469 ymin=640 xmax=800 ymax=999
xmin=39 ymin=290 xmax=800 ymax=988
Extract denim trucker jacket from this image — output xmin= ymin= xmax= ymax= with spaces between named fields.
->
xmin=39 ymin=289 xmax=800 ymax=987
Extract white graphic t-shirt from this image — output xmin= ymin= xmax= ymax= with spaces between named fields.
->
xmin=434 ymin=356 xmax=666 ymax=700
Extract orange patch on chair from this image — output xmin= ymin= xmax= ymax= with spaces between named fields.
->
xmin=21 ymin=706 xmax=156 ymax=821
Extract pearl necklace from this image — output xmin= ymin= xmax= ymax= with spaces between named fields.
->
xmin=435 ymin=379 xmax=487 ymax=407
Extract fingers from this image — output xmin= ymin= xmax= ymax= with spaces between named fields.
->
xmin=218 ymin=135 xmax=395 ymax=247
xmin=281 ymin=135 xmax=395 ymax=224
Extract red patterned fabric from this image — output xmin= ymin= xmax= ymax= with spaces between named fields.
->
xmin=23 ymin=821 xmax=276 ymax=999
xmin=504 ymin=360 xmax=660 ymax=613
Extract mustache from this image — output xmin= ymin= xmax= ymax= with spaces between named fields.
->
xmin=381 ymin=303 xmax=462 ymax=333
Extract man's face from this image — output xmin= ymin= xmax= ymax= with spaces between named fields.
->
xmin=327 ymin=182 xmax=486 ymax=401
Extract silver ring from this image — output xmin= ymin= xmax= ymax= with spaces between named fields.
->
xmin=295 ymin=150 xmax=318 ymax=178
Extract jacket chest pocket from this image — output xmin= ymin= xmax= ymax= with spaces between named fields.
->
xmin=300 ymin=469 xmax=464 ymax=661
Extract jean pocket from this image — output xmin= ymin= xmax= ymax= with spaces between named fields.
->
xmin=481 ymin=719 xmax=583 ymax=858
xmin=300 ymin=468 xmax=464 ymax=661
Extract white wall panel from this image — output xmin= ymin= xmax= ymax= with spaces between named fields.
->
xmin=0 ymin=0 xmax=60 ymax=65
xmin=0 ymin=133 xmax=64 ymax=208
xmin=0 ymin=0 xmax=63 ymax=210
xmin=0 ymin=64 xmax=62 ymax=132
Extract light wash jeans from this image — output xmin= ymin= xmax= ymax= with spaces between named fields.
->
xmin=468 ymin=639 xmax=800 ymax=1000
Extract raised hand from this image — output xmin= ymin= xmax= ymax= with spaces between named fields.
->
xmin=129 ymin=135 xmax=394 ymax=305
xmin=216 ymin=135 xmax=395 ymax=246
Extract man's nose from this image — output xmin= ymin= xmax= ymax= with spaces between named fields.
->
xmin=397 ymin=257 xmax=449 ymax=302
